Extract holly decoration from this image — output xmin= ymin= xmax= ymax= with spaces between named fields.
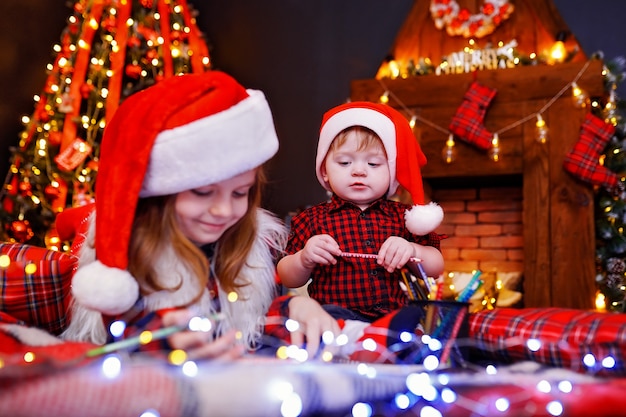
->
xmin=430 ymin=0 xmax=514 ymax=38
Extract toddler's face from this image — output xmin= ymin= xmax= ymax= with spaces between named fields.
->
xmin=322 ymin=131 xmax=390 ymax=209
xmin=174 ymin=169 xmax=256 ymax=245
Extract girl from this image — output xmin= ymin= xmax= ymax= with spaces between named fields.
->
xmin=58 ymin=71 xmax=339 ymax=360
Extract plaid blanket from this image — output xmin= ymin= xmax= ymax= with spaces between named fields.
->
xmin=469 ymin=307 xmax=626 ymax=376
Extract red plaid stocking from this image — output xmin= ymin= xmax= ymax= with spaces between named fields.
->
xmin=449 ymin=81 xmax=497 ymax=151
xmin=563 ymin=113 xmax=619 ymax=190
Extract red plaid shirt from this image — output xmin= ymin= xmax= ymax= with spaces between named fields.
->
xmin=285 ymin=195 xmax=441 ymax=321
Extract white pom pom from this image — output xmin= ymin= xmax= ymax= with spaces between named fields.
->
xmin=72 ymin=261 xmax=139 ymax=315
xmin=405 ymin=202 xmax=444 ymax=236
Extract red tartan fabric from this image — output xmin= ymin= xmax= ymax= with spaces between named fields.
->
xmin=0 ymin=359 xmax=189 ymax=417
xmin=0 ymin=243 xmax=78 ymax=335
xmin=469 ymin=307 xmax=626 ymax=375
xmin=448 ymin=81 xmax=497 ymax=151
xmin=262 ymin=294 xmax=292 ymax=346
xmin=563 ymin=112 xmax=619 ymax=189
xmin=284 ymin=195 xmax=442 ymax=322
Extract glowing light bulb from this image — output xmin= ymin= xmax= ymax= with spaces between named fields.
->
xmin=388 ymin=60 xmax=400 ymax=79
xmin=488 ymin=133 xmax=500 ymax=162
xmin=604 ymin=90 xmax=618 ymax=125
xmin=535 ymin=114 xmax=548 ymax=144
xmin=595 ymin=290 xmax=607 ymax=312
xmin=549 ymin=41 xmax=566 ymax=63
xmin=409 ymin=115 xmax=417 ymax=129
xmin=379 ymin=91 xmax=389 ymax=104
xmin=441 ymin=134 xmax=457 ymax=164
xmin=571 ymin=82 xmax=588 ymax=108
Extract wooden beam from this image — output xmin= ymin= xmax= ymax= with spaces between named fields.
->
xmin=353 ymin=60 xmax=604 ymax=108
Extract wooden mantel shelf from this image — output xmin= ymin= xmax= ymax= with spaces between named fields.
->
xmin=350 ymin=60 xmax=605 ymax=310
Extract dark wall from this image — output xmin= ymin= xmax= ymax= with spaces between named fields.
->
xmin=1 ymin=0 xmax=625 ymax=218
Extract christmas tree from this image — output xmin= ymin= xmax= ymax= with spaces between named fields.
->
xmin=593 ymin=55 xmax=626 ymax=312
xmin=0 ymin=0 xmax=211 ymax=250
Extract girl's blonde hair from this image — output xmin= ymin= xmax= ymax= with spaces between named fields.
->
xmin=128 ymin=168 xmax=266 ymax=305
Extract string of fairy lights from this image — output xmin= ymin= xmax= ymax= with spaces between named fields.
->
xmin=1 ymin=305 xmax=622 ymax=417
xmin=374 ymin=58 xmax=618 ymax=164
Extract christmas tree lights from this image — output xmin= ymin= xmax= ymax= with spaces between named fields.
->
xmin=0 ymin=0 xmax=211 ymax=248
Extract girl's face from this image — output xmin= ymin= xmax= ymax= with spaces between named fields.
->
xmin=175 ymin=169 xmax=256 ymax=245
xmin=321 ymin=131 xmax=390 ymax=210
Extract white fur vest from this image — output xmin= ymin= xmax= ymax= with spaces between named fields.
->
xmin=61 ymin=208 xmax=288 ymax=349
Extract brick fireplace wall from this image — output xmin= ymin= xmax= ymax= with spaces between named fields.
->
xmin=432 ymin=186 xmax=524 ymax=275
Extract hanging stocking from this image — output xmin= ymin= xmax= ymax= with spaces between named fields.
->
xmin=563 ymin=112 xmax=620 ymax=190
xmin=449 ymin=81 xmax=497 ymax=151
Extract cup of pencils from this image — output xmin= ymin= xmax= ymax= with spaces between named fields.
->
xmin=409 ymin=299 xmax=470 ymax=367
xmin=401 ymin=265 xmax=482 ymax=367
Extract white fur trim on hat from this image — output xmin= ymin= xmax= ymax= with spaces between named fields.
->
xmin=140 ymin=89 xmax=279 ymax=197
xmin=405 ymin=202 xmax=444 ymax=236
xmin=316 ymin=107 xmax=400 ymax=196
xmin=71 ymin=260 xmax=139 ymax=316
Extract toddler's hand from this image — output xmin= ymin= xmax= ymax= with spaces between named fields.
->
xmin=300 ymin=234 xmax=341 ymax=269
xmin=377 ymin=236 xmax=415 ymax=272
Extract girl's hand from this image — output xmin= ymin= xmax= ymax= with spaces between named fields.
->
xmin=377 ymin=236 xmax=415 ymax=272
xmin=286 ymin=296 xmax=341 ymax=359
xmin=162 ymin=309 xmax=245 ymax=361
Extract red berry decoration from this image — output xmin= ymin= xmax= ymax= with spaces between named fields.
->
xmin=18 ymin=181 xmax=32 ymax=196
xmin=125 ymin=64 xmax=143 ymax=78
xmin=9 ymin=220 xmax=34 ymax=243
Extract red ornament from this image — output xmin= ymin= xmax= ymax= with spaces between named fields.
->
xmin=86 ymin=159 xmax=99 ymax=172
xmin=145 ymin=49 xmax=159 ymax=61
xmin=68 ymin=21 xmax=80 ymax=35
xmin=80 ymin=82 xmax=95 ymax=99
xmin=128 ymin=36 xmax=142 ymax=48
xmin=102 ymin=15 xmax=117 ymax=32
xmin=37 ymin=108 xmax=51 ymax=122
xmin=170 ymin=30 xmax=183 ymax=42
xmin=44 ymin=184 xmax=61 ymax=201
xmin=9 ymin=220 xmax=34 ymax=243
xmin=482 ymin=3 xmax=495 ymax=15
xmin=457 ymin=9 xmax=470 ymax=22
xmin=54 ymin=138 xmax=93 ymax=171
xmin=125 ymin=64 xmax=143 ymax=78
xmin=18 ymin=181 xmax=32 ymax=196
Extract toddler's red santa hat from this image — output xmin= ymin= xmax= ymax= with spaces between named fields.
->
xmin=315 ymin=101 xmax=443 ymax=236
xmin=71 ymin=71 xmax=280 ymax=315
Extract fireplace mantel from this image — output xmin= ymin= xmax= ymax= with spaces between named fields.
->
xmin=350 ymin=61 xmax=605 ymax=309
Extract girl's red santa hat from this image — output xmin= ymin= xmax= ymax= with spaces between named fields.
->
xmin=65 ymin=71 xmax=280 ymax=315
xmin=316 ymin=101 xmax=443 ymax=235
